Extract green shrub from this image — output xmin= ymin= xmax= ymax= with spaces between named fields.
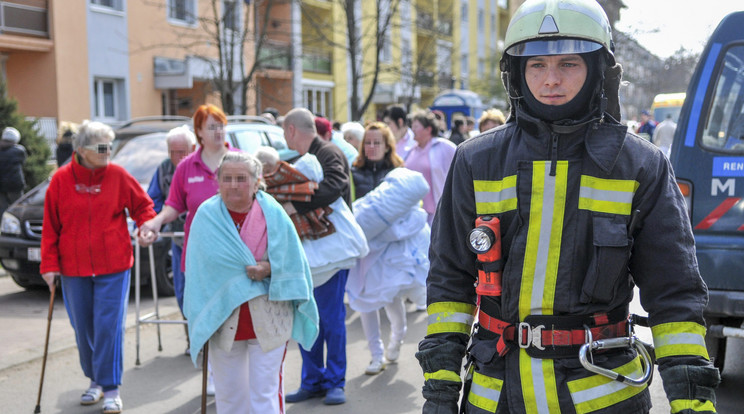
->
xmin=0 ymin=81 xmax=52 ymax=189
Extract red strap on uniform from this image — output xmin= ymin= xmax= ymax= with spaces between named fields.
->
xmin=477 ymin=310 xmax=627 ymax=353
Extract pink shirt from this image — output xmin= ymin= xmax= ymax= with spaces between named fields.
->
xmin=166 ymin=145 xmax=237 ymax=268
xmin=405 ymin=139 xmax=436 ymax=223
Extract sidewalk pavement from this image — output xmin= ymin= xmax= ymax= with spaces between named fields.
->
xmin=0 ymin=271 xmax=182 ymax=372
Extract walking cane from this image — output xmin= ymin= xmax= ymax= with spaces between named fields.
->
xmin=34 ymin=276 xmax=57 ymax=414
xmin=201 ymin=341 xmax=209 ymax=414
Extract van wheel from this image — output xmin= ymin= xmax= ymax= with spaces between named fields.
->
xmin=704 ymin=317 xmax=726 ymax=375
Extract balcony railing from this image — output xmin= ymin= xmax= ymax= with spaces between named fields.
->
xmin=0 ymin=1 xmax=48 ymax=37
xmin=258 ymin=42 xmax=292 ymax=71
xmin=302 ymin=50 xmax=332 ymax=74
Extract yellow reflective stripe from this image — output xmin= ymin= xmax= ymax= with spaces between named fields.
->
xmin=424 ymin=369 xmax=462 ymax=383
xmin=578 ymin=175 xmax=639 ymax=215
xmin=468 ymin=371 xmax=503 ymax=412
xmin=519 ymin=161 xmax=567 ymax=319
xmin=652 ymin=322 xmax=709 ymax=359
xmin=519 ymin=349 xmax=561 ymax=413
xmin=567 ymin=356 xmax=648 ymax=414
xmin=670 ymin=399 xmax=716 ymax=413
xmin=426 ymin=302 xmax=476 ymax=336
xmin=474 ymin=176 xmax=518 ymax=214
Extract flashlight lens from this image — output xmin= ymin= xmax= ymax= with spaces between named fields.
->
xmin=469 ymin=229 xmax=493 ymax=253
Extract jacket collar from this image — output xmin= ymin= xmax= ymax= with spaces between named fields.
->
xmin=514 ymin=107 xmax=628 ymax=174
xmin=71 ymin=152 xmax=108 ymax=183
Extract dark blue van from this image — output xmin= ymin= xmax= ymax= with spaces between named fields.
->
xmin=670 ymin=11 xmax=744 ymax=374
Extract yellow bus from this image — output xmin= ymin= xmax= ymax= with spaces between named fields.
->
xmin=651 ymin=92 xmax=686 ymax=122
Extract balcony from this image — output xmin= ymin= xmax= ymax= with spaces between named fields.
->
xmin=258 ymin=42 xmax=291 ymax=71
xmin=0 ymin=1 xmax=48 ymax=38
xmin=302 ymin=50 xmax=332 ymax=74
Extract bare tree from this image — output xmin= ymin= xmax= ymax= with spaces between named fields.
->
xmin=301 ymin=0 xmax=402 ymax=120
xmin=136 ymin=0 xmax=288 ymax=114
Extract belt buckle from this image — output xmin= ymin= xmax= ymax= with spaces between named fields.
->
xmin=518 ymin=322 xmax=545 ymax=350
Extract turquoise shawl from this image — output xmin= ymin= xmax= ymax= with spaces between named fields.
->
xmin=184 ymin=191 xmax=319 ymax=365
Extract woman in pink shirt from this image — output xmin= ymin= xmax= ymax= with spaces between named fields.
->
xmin=139 ymin=104 xmax=229 ymax=255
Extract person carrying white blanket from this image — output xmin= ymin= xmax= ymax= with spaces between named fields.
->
xmin=346 ymin=122 xmax=431 ymax=375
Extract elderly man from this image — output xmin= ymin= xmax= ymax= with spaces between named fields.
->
xmin=283 ymin=108 xmax=352 ymax=405
xmin=146 ymin=126 xmax=196 ymax=314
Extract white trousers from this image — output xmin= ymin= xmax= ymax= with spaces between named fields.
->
xmin=210 ymin=339 xmax=287 ymax=414
xmin=359 ymin=295 xmax=407 ymax=360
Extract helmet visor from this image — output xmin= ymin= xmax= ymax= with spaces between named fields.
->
xmin=506 ymin=38 xmax=602 ymax=57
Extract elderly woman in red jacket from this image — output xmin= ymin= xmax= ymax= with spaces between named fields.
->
xmin=40 ymin=120 xmax=156 ymax=414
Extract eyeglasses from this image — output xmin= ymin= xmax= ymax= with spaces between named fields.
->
xmin=75 ymin=183 xmax=102 ymax=194
xmin=207 ymin=124 xmax=225 ymax=131
xmin=82 ymin=143 xmax=112 ymax=154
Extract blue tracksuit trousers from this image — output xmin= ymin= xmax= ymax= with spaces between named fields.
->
xmin=299 ymin=269 xmax=348 ymax=391
xmin=61 ymin=270 xmax=129 ymax=391
xmin=171 ymin=243 xmax=184 ymax=312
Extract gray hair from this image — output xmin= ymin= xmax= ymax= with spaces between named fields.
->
xmin=73 ymin=120 xmax=114 ymax=151
xmin=166 ymin=125 xmax=196 ymax=146
xmin=341 ymin=122 xmax=364 ymax=141
xmin=217 ymin=152 xmax=266 ymax=191
xmin=254 ymin=146 xmax=280 ymax=168
xmin=284 ymin=108 xmax=316 ymax=134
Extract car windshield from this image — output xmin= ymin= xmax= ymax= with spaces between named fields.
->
xmin=112 ymin=133 xmax=168 ymax=185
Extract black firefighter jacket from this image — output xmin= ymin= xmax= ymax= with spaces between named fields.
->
xmin=417 ymin=109 xmax=716 ymax=414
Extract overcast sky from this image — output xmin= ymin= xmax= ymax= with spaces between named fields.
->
xmin=615 ymin=0 xmax=742 ymax=58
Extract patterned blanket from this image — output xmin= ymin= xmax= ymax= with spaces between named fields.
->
xmin=264 ymin=161 xmax=335 ymax=240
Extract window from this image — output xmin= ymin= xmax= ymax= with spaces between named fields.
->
xmin=168 ymin=0 xmax=196 ymax=25
xmin=93 ymin=79 xmax=120 ymax=121
xmin=91 ymin=0 xmax=123 ymax=11
xmin=223 ymin=0 xmax=240 ymax=31
xmin=701 ymin=45 xmax=744 ymax=153
xmin=231 ymin=130 xmax=266 ymax=154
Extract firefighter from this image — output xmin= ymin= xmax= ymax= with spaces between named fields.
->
xmin=416 ymin=0 xmax=720 ymax=413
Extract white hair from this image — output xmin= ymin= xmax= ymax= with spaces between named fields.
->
xmin=73 ymin=120 xmax=114 ymax=150
xmin=166 ymin=125 xmax=196 ymax=146
xmin=341 ymin=122 xmax=365 ymax=142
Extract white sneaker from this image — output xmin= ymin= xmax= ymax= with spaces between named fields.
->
xmin=365 ymin=359 xmax=386 ymax=375
xmin=206 ymin=372 xmax=216 ymax=396
xmin=385 ymin=340 xmax=403 ymax=362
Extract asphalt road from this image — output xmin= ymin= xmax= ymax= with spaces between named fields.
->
xmin=1 ymin=270 xmax=742 ymax=413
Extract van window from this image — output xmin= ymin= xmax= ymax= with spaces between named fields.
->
xmin=701 ymin=44 xmax=744 ymax=153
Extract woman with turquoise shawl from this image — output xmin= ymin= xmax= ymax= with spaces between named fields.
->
xmin=184 ymin=152 xmax=319 ymax=413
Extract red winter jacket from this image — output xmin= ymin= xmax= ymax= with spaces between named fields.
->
xmin=40 ymin=154 xmax=156 ymax=277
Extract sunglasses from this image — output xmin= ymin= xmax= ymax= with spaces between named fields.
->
xmin=83 ymin=143 xmax=112 ymax=154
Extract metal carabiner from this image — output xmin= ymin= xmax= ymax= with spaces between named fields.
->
xmin=578 ymin=335 xmax=653 ymax=387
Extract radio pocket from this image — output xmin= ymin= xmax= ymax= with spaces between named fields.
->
xmin=580 ymin=215 xmax=630 ymax=304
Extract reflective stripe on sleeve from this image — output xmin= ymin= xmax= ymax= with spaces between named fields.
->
xmin=670 ymin=399 xmax=716 ymax=413
xmin=567 ymin=356 xmax=648 ymax=414
xmin=474 ymin=176 xmax=518 ymax=215
xmin=651 ymin=322 xmax=709 ymax=359
xmin=424 ymin=369 xmax=462 ymax=383
xmin=426 ymin=302 xmax=476 ymax=336
xmin=578 ymin=175 xmax=639 ymax=215
xmin=468 ymin=371 xmax=503 ymax=412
